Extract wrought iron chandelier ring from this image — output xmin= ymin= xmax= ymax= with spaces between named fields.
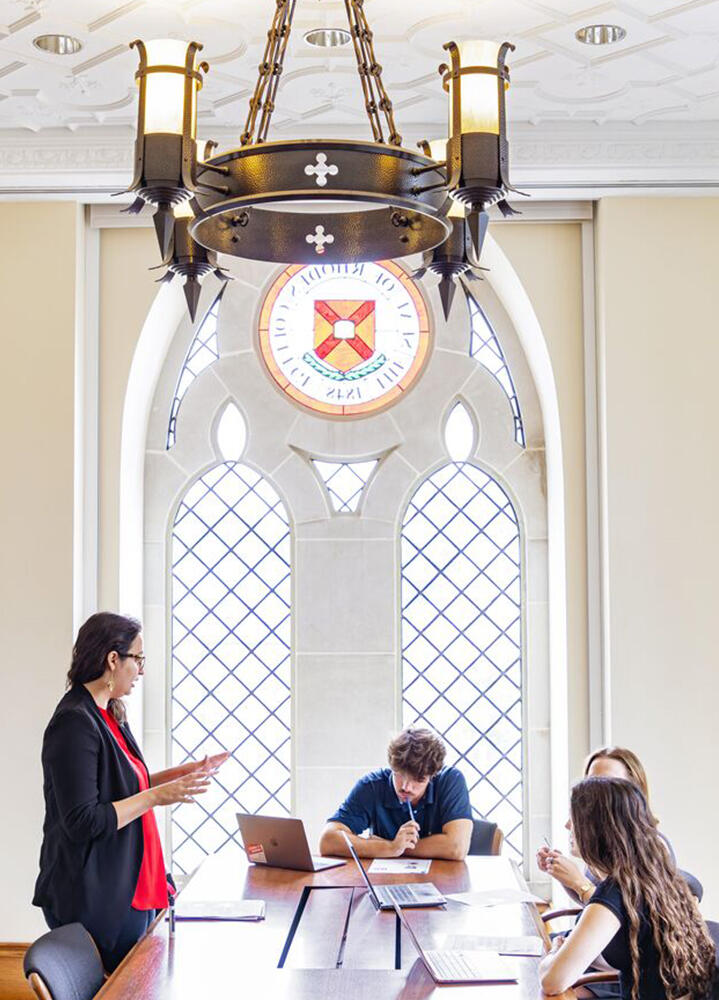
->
xmin=191 ymin=139 xmax=452 ymax=264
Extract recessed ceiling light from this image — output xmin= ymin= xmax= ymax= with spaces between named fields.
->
xmin=575 ymin=24 xmax=626 ymax=45
xmin=33 ymin=34 xmax=83 ymax=55
xmin=303 ymin=28 xmax=351 ymax=48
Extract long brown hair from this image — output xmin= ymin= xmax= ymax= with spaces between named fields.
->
xmin=571 ymin=778 xmax=714 ymax=1000
xmin=67 ymin=612 xmax=141 ymax=723
xmin=584 ymin=745 xmax=658 ymax=825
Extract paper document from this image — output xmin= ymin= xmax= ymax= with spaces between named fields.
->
xmin=368 ymin=858 xmax=432 ymax=874
xmin=447 ymin=888 xmax=544 ymax=907
xmin=173 ymin=899 xmax=265 ymax=921
xmin=443 ymin=934 xmax=544 ymax=957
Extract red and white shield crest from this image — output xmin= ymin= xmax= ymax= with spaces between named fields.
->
xmin=313 ymin=299 xmax=376 ymax=374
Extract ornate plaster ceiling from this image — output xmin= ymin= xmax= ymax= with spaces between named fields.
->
xmin=0 ymin=0 xmax=718 ymax=190
xmin=3 ymin=0 xmax=719 ymax=131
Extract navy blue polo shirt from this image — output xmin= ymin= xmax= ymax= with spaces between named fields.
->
xmin=327 ymin=766 xmax=471 ymax=841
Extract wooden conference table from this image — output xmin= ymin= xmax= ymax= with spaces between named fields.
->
xmin=96 ymin=846 xmax=575 ymax=1000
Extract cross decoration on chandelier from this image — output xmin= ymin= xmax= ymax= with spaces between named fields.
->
xmin=123 ymin=0 xmax=524 ymax=320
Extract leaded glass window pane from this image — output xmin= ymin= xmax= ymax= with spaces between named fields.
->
xmin=313 ymin=460 xmax=378 ymax=513
xmin=467 ymin=294 xmax=525 ymax=448
xmin=402 ymin=463 xmax=523 ymax=858
xmin=171 ymin=461 xmax=291 ymax=873
xmin=167 ymin=291 xmax=223 ymax=449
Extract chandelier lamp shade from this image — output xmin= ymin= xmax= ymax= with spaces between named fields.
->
xmin=123 ymin=0 xmax=521 ymax=318
xmin=125 ymin=39 xmax=228 ymax=258
xmin=439 ymin=39 xmax=522 ymax=256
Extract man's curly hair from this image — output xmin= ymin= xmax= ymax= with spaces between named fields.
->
xmin=387 ymin=728 xmax=446 ymax=780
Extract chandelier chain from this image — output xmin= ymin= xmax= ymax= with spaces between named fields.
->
xmin=240 ymin=0 xmax=402 ymax=148
xmin=344 ymin=0 xmax=402 ymax=146
xmin=241 ymin=0 xmax=296 ymax=145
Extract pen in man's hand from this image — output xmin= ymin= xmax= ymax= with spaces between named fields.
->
xmin=407 ymin=799 xmax=415 ymax=825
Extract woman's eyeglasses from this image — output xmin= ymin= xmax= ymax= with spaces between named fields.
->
xmin=120 ymin=652 xmax=146 ymax=670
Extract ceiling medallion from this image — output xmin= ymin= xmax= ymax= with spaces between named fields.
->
xmin=124 ymin=2 xmax=521 ymax=318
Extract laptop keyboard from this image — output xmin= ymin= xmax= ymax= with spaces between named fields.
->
xmin=426 ymin=950 xmax=477 ymax=980
xmin=386 ymin=885 xmax=415 ymax=903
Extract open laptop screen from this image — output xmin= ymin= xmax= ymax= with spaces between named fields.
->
xmin=340 ymin=831 xmax=382 ymax=907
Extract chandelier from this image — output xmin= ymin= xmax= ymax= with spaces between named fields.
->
xmin=125 ymin=2 xmax=519 ymax=314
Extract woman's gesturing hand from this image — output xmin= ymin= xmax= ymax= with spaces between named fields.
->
xmin=536 ymin=844 xmax=552 ymax=872
xmin=543 ymin=849 xmax=584 ymax=891
xmin=186 ymin=751 xmax=231 ymax=777
xmin=153 ymin=770 xmax=211 ymax=807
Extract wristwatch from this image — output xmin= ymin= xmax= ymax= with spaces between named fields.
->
xmin=577 ymin=881 xmax=593 ymax=903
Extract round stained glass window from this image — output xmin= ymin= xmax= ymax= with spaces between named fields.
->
xmin=258 ymin=260 xmax=431 ymax=417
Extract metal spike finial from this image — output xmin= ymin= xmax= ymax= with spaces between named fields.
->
xmin=438 ymin=275 xmax=456 ymax=320
xmin=183 ymin=277 xmax=202 ymax=322
xmin=153 ymin=206 xmax=176 ymax=259
xmin=467 ymin=210 xmax=490 ymax=260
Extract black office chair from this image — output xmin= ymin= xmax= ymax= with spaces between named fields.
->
xmin=707 ymin=920 xmax=719 ymax=961
xmin=678 ymin=868 xmax=703 ymax=902
xmin=24 ymin=923 xmax=105 ymax=1000
xmin=468 ymin=818 xmax=503 ymax=856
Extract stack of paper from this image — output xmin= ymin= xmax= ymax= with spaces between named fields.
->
xmin=368 ymin=858 xmax=432 ymax=874
xmin=446 ymin=888 xmax=545 ymax=907
xmin=174 ymin=899 xmax=265 ymax=921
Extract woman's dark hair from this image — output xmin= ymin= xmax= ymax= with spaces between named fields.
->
xmin=67 ymin=612 xmax=142 ymax=723
xmin=583 ymin=745 xmax=658 ymax=825
xmin=571 ymin=777 xmax=715 ymax=1000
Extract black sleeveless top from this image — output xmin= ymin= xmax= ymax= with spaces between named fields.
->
xmin=591 ymin=878 xmax=668 ymax=1000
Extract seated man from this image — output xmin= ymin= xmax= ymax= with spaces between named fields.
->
xmin=319 ymin=727 xmax=472 ymax=861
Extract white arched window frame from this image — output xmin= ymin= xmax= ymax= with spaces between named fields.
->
xmin=127 ymin=237 xmax=564 ymax=886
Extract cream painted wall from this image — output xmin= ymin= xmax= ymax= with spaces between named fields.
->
xmin=493 ymin=222 xmax=590 ymax=778
xmin=98 ymin=227 xmax=163 ymax=611
xmin=595 ymin=198 xmax=719 ymax=914
xmin=8 ymin=201 xmax=713 ymax=941
xmin=0 ymin=203 xmax=78 ymax=941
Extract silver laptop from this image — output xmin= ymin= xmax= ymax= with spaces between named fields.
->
xmin=236 ymin=814 xmax=344 ymax=872
xmin=341 ymin=831 xmax=445 ymax=909
xmin=392 ymin=900 xmax=518 ymax=984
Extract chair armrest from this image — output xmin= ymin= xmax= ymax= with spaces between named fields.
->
xmin=541 ymin=908 xmax=582 ymax=922
xmin=573 ymin=971 xmax=621 ymax=987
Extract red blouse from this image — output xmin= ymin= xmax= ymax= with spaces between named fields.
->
xmin=98 ymin=707 xmax=168 ymax=911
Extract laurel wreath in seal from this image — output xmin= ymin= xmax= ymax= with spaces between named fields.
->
xmin=302 ymin=351 xmax=387 ymax=381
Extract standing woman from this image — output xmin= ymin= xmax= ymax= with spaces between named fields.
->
xmin=539 ymin=778 xmax=715 ymax=1000
xmin=32 ymin=613 xmax=227 ymax=972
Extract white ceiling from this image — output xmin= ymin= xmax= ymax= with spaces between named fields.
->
xmin=3 ymin=0 xmax=719 ymax=131
xmin=1 ymin=0 xmax=719 ymax=191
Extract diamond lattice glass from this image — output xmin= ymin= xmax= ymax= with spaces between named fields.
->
xmin=312 ymin=460 xmax=377 ymax=513
xmin=167 ymin=290 xmax=223 ymax=449
xmin=467 ymin=295 xmax=525 ymax=447
xmin=171 ymin=461 xmax=291 ymax=873
xmin=402 ymin=462 xmax=523 ymax=858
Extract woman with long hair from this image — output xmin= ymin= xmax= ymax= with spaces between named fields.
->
xmin=539 ymin=778 xmax=715 ymax=999
xmin=537 ymin=746 xmax=672 ymax=904
xmin=32 ymin=613 xmax=228 ymax=972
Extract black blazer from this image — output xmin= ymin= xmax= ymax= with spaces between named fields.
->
xmin=33 ymin=684 xmax=148 ymax=952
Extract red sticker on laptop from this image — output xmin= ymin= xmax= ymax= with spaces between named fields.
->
xmin=245 ymin=842 xmax=267 ymax=864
